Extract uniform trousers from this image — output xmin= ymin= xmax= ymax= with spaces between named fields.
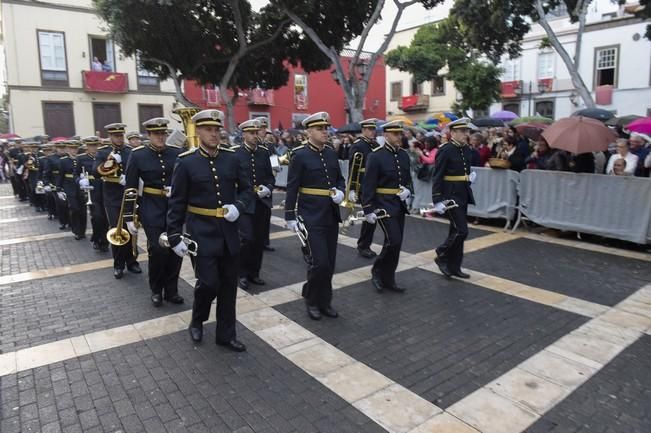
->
xmin=374 ymin=212 xmax=405 ymax=286
xmin=435 ymin=204 xmax=468 ymax=273
xmin=46 ymin=190 xmax=57 ymax=217
xmin=55 ymin=192 xmax=69 ymax=226
xmin=64 ymin=186 xmax=84 ymax=237
xmin=239 ymin=203 xmax=271 ymax=278
xmin=190 ymin=252 xmax=239 ymax=343
xmin=357 ymin=221 xmax=377 ymax=250
xmin=89 ymin=203 xmax=109 ymax=246
xmin=302 ymin=224 xmax=338 ymax=309
xmin=105 ymin=205 xmax=138 ymax=269
xmin=144 ymin=225 xmax=182 ymax=297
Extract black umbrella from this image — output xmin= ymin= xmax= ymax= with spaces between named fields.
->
xmin=472 ymin=117 xmax=505 ymax=128
xmin=572 ymin=108 xmax=615 ymax=122
xmin=605 ymin=114 xmax=642 ymax=127
xmin=336 ymin=122 xmax=362 ymax=134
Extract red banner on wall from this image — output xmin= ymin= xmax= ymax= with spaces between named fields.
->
xmin=83 ymin=71 xmax=128 ymax=93
xmin=401 ymin=95 xmax=419 ymax=110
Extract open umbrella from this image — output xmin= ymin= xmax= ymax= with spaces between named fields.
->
xmin=391 ymin=115 xmax=414 ymax=126
xmin=542 ymin=116 xmax=617 ymax=154
xmin=336 ymin=122 xmax=361 ymax=134
xmin=473 ymin=117 xmax=505 ymax=128
xmin=509 ymin=116 xmax=553 ymax=126
xmin=605 ymin=114 xmax=642 ymax=127
xmin=0 ymin=133 xmax=21 ymax=140
xmin=625 ymin=117 xmax=651 ymax=134
xmin=416 ymin=122 xmax=440 ymax=131
xmin=491 ymin=110 xmax=519 ymax=122
xmin=571 ymin=108 xmax=614 ymax=122
xmin=514 ymin=122 xmax=549 ymax=140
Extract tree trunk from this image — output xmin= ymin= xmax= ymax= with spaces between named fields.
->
xmin=534 ymin=0 xmax=595 ymax=108
xmin=219 ymin=85 xmax=236 ymax=132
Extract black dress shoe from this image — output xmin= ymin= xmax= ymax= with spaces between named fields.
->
xmin=74 ymin=234 xmax=85 ymax=240
xmin=247 ymin=276 xmax=265 ymax=285
xmin=320 ymin=306 xmax=339 ymax=318
xmin=358 ymin=248 xmax=377 ymax=259
xmin=165 ymin=294 xmax=184 ymax=304
xmin=216 ymin=339 xmax=246 ymax=352
xmin=99 ymin=244 xmax=109 ymax=253
xmin=238 ymin=277 xmax=250 ymax=291
xmin=48 ymin=215 xmax=54 ymax=220
xmin=113 ymin=267 xmax=124 ymax=279
xmin=127 ymin=262 xmax=142 ymax=274
xmin=388 ymin=285 xmax=407 ymax=293
xmin=189 ymin=322 xmax=203 ymax=343
xmin=263 ymin=245 xmax=275 ymax=252
xmin=307 ymin=305 xmax=322 ymax=320
xmin=371 ymin=271 xmax=385 ymax=293
xmin=59 ymin=224 xmax=67 ymax=230
xmin=452 ymin=270 xmax=471 ymax=279
xmin=151 ymin=293 xmax=163 ymax=307
xmin=92 ymin=242 xmax=99 ymax=250
xmin=434 ymin=257 xmax=452 ymax=278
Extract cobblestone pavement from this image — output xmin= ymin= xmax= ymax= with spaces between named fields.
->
xmin=1 ymin=184 xmax=650 ymax=433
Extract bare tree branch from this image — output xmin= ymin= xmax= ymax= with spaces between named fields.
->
xmin=349 ymin=0 xmax=386 ymax=77
xmin=573 ymin=0 xmax=591 ymax=66
xmin=534 ymin=0 xmax=595 ymax=108
xmin=142 ymin=56 xmax=197 ymax=107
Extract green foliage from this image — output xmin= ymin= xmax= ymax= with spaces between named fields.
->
xmin=385 ymin=18 xmax=501 ymax=111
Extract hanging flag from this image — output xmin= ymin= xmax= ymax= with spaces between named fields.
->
xmin=83 ymin=71 xmax=128 ymax=93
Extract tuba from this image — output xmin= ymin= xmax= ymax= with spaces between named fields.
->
xmin=106 ymin=188 xmax=138 ymax=246
xmin=172 ymin=107 xmax=201 ymax=149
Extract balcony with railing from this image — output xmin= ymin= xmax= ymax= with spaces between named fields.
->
xmin=247 ymin=88 xmax=275 ymax=106
xmin=399 ymin=94 xmax=429 ymax=112
xmin=82 ymin=71 xmax=128 ymax=93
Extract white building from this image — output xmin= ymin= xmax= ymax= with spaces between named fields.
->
xmin=1 ymin=0 xmax=179 ymax=137
xmin=493 ymin=1 xmax=650 ymax=119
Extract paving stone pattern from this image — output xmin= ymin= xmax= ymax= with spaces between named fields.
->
xmin=0 ymin=264 xmax=194 ymax=353
xmin=0 ymin=204 xmax=40 ymax=220
xmin=526 ymin=335 xmax=651 ymax=433
xmin=276 ymin=268 xmax=588 ymax=409
xmin=0 ymin=327 xmax=387 ymax=433
xmin=464 ymin=238 xmax=651 ymax=306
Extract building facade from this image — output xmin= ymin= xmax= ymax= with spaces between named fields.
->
xmin=2 ymin=0 xmax=178 ymax=138
xmin=183 ymin=54 xmax=386 ymax=130
xmin=494 ymin=1 xmax=651 ymax=120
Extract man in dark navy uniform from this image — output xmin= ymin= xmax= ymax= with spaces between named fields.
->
xmin=167 ymin=109 xmax=253 ymax=352
xmin=58 ymin=140 xmax=85 ymax=240
xmin=76 ymin=136 xmax=109 ymax=252
xmin=235 ymin=119 xmax=275 ymax=292
xmin=10 ymin=139 xmax=28 ymax=201
xmin=42 ymin=143 xmax=61 ymax=221
xmin=284 ymin=111 xmax=345 ymax=320
xmin=431 ymin=118 xmax=477 ymax=279
xmin=362 ymin=120 xmax=413 ymax=293
xmin=349 ymin=118 xmax=381 ymax=258
xmin=51 ymin=141 xmax=70 ymax=230
xmin=37 ymin=144 xmax=55 ymax=216
xmin=124 ymin=117 xmax=184 ymax=307
xmin=23 ymin=144 xmax=42 ymax=211
xmin=94 ymin=123 xmax=141 ymax=279
xmin=253 ymin=116 xmax=276 ymax=252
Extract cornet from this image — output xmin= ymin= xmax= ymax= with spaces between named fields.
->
xmin=80 ymin=168 xmax=94 ymax=207
xmin=158 ymin=232 xmax=198 ymax=256
xmin=419 ymin=200 xmax=459 ymax=216
xmin=295 ymin=216 xmax=312 ymax=265
xmin=343 ymin=208 xmax=389 ymax=227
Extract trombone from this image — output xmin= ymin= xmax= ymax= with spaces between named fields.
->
xmin=106 ymin=188 xmax=138 ymax=247
xmin=340 ymin=152 xmax=363 ymax=234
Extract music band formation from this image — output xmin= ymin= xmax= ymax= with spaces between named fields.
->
xmin=5 ymin=111 xmax=477 ymax=353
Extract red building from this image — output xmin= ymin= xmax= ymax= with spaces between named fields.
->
xmin=183 ymin=53 xmax=386 ymax=130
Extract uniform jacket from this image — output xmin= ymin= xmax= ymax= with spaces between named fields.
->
xmin=361 ymin=144 xmax=413 ymax=218
xmin=431 ymin=140 xmax=475 ymax=206
xmin=234 ymin=143 xmax=275 ymax=214
xmin=43 ymin=154 xmax=62 ymax=185
xmin=93 ymin=145 xmax=134 ymax=207
xmin=167 ymin=146 xmax=254 ymax=257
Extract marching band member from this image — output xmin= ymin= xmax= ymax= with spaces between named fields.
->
xmin=124 ymin=117 xmax=184 ymax=307
xmin=58 ymin=140 xmax=85 ymax=240
xmin=77 ymin=136 xmax=109 ymax=252
xmin=361 ymin=120 xmax=413 ymax=293
xmin=94 ymin=123 xmax=141 ymax=279
xmin=284 ymin=112 xmax=345 ymax=320
xmin=51 ymin=141 xmax=69 ymax=230
xmin=431 ymin=118 xmax=476 ymax=279
xmin=38 ymin=144 xmax=55 ymax=217
xmin=235 ymin=119 xmax=275 ymax=292
xmin=349 ymin=118 xmax=381 ymax=258
xmin=254 ymin=116 xmax=275 ymax=252
xmin=167 ymin=109 xmax=253 ymax=351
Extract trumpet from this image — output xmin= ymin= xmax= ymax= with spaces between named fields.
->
xmin=35 ymin=181 xmax=45 ymax=195
xmin=80 ymin=168 xmax=94 ymax=207
xmin=419 ymin=200 xmax=459 ymax=216
xmin=106 ymin=188 xmax=138 ymax=246
xmin=343 ymin=208 xmax=389 ymax=227
xmin=295 ymin=216 xmax=312 ymax=265
xmin=158 ymin=232 xmax=198 ymax=256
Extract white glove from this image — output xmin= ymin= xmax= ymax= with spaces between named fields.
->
xmin=16 ymin=166 xmax=24 ymax=175
xmin=44 ymin=185 xmax=52 ymax=193
xmin=433 ymin=201 xmax=447 ymax=214
xmin=79 ymin=172 xmax=86 ymax=180
xmin=331 ymin=188 xmax=344 ymax=205
xmin=286 ymin=220 xmax=298 ymax=232
xmin=223 ymin=204 xmax=240 ymax=222
xmin=110 ymin=152 xmax=122 ymax=164
xmin=469 ymin=171 xmax=477 ymax=184
xmin=119 ymin=174 xmax=126 ymax=186
xmin=365 ymin=213 xmax=378 ymax=224
xmin=126 ymin=221 xmax=138 ymax=235
xmin=164 ymin=186 xmax=172 ymax=198
xmin=397 ymin=186 xmax=411 ymax=201
xmin=348 ymin=190 xmax=358 ymax=203
xmin=172 ymin=241 xmax=188 ymax=257
xmin=257 ymin=185 xmax=271 ymax=198
xmin=79 ymin=178 xmax=90 ymax=189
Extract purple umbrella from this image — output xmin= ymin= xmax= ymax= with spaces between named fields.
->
xmin=625 ymin=117 xmax=651 ymax=134
xmin=491 ymin=110 xmax=519 ymax=122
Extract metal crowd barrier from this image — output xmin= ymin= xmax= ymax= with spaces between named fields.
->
xmin=468 ymin=167 xmax=520 ymax=229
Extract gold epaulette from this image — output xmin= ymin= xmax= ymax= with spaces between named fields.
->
xmin=179 ymin=148 xmax=197 ymax=157
xmin=259 ymin=145 xmax=269 ymax=151
xmin=98 ymin=145 xmax=109 ymax=150
xmin=132 ymin=146 xmax=144 ymax=151
xmin=220 ymin=145 xmax=235 ymax=152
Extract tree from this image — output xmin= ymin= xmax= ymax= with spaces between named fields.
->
xmin=275 ymin=0 xmax=443 ymax=123
xmin=385 ymin=18 xmax=502 ymax=114
xmin=451 ymin=0 xmax=597 ymax=108
xmin=94 ymin=0 xmax=326 ymax=130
